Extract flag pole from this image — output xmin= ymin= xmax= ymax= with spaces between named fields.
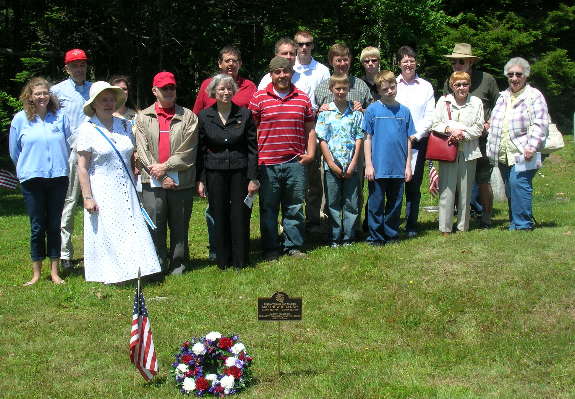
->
xmin=135 ymin=268 xmax=142 ymax=386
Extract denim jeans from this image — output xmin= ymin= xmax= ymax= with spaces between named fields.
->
xmin=259 ymin=160 xmax=306 ymax=252
xmin=324 ymin=169 xmax=360 ymax=243
xmin=21 ymin=177 xmax=68 ymax=261
xmin=367 ymin=178 xmax=404 ymax=243
xmin=404 ymin=138 xmax=427 ymax=232
xmin=498 ymin=163 xmax=536 ymax=230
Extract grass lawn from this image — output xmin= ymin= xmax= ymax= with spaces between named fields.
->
xmin=1 ymin=139 xmax=574 ymax=398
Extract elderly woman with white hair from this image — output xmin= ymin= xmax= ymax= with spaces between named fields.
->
xmin=76 ymin=81 xmax=161 ymax=283
xmin=486 ymin=57 xmax=549 ymax=231
xmin=196 ymin=74 xmax=258 ymax=269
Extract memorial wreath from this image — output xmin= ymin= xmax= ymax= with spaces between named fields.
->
xmin=171 ymin=331 xmax=254 ymax=396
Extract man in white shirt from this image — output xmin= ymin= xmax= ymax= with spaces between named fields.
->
xmin=292 ymin=30 xmax=330 ymax=111
xmin=257 ymin=38 xmax=300 ymax=91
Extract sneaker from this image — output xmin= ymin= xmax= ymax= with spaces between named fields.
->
xmin=406 ymin=231 xmax=418 ymax=238
xmin=330 ymin=242 xmax=340 ymax=248
xmin=368 ymin=240 xmax=385 ymax=247
xmin=286 ymin=249 xmax=306 ymax=257
xmin=342 ymin=242 xmax=353 ymax=247
xmin=170 ymin=265 xmax=186 ymax=276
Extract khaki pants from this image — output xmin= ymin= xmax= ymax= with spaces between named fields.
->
xmin=438 ymin=152 xmax=476 ymax=233
xmin=60 ymin=151 xmax=81 ymax=260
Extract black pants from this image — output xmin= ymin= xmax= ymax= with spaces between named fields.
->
xmin=21 ymin=177 xmax=68 ymax=261
xmin=206 ymin=168 xmax=251 ymax=268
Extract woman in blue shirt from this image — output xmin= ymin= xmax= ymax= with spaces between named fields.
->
xmin=9 ymin=77 xmax=71 ymax=286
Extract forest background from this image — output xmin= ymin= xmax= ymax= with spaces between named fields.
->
xmin=1 ymin=0 xmax=574 ymax=169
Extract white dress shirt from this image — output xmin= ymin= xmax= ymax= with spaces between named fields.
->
xmin=395 ymin=74 xmax=435 ymax=141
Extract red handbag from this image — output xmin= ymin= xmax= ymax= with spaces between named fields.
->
xmin=425 ymin=100 xmax=458 ymax=162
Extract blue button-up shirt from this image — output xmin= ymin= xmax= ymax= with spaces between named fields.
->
xmin=50 ymin=78 xmax=92 ymax=149
xmin=315 ymin=101 xmax=364 ymax=171
xmin=9 ymin=110 xmax=71 ymax=182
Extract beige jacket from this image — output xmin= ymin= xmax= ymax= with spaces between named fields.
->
xmin=134 ymin=103 xmax=198 ymax=190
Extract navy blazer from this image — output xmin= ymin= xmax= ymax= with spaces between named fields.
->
xmin=196 ymin=103 xmax=258 ymax=182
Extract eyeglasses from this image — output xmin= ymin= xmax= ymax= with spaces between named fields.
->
xmin=297 ymin=42 xmax=313 ymax=47
xmin=159 ymin=85 xmax=176 ymax=91
xmin=363 ymin=58 xmax=379 ymax=64
xmin=451 ymin=59 xmax=466 ymax=65
xmin=506 ymin=72 xmax=523 ymax=78
xmin=453 ymin=82 xmax=470 ymax=88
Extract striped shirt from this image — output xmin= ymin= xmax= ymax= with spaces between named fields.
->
xmin=249 ymin=83 xmax=314 ymax=165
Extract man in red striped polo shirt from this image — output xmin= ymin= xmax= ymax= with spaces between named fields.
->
xmin=249 ymin=56 xmax=316 ymax=259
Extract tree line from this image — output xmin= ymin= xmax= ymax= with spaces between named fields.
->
xmin=1 ymin=0 xmax=573 ymax=168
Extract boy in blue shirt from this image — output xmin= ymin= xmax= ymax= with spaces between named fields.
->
xmin=363 ymin=70 xmax=415 ymax=245
xmin=316 ymin=74 xmax=364 ymax=247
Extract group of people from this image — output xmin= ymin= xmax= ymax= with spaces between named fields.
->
xmin=8 ymin=33 xmax=550 ymax=286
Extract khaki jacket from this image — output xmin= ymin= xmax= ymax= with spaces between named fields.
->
xmin=134 ymin=103 xmax=198 ymax=190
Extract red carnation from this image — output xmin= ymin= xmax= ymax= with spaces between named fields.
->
xmin=195 ymin=377 xmax=209 ymax=391
xmin=225 ymin=366 xmax=243 ymax=378
xmin=214 ymin=385 xmax=224 ymax=393
xmin=181 ymin=354 xmax=193 ymax=363
xmin=185 ymin=370 xmax=194 ymax=377
xmin=217 ymin=337 xmax=233 ymax=350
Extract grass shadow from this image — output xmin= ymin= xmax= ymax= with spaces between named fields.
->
xmin=0 ymin=190 xmax=27 ymax=216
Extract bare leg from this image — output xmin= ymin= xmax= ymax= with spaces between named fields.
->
xmin=23 ymin=260 xmax=42 ymax=286
xmin=50 ymin=258 xmax=65 ymax=284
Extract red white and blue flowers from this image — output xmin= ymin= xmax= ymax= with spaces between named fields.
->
xmin=171 ymin=332 xmax=253 ymax=396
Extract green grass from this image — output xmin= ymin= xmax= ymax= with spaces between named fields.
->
xmin=1 ymin=139 xmax=574 ymax=398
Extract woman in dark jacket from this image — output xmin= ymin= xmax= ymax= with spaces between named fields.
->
xmin=196 ymin=74 xmax=258 ymax=269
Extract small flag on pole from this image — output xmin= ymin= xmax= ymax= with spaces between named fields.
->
xmin=428 ymin=161 xmax=439 ymax=197
xmin=0 ymin=169 xmax=18 ymax=190
xmin=129 ymin=275 xmax=158 ymax=381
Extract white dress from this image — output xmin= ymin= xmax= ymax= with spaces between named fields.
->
xmin=76 ymin=116 xmax=161 ymax=284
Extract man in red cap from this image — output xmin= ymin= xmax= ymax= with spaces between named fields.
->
xmin=134 ymin=72 xmax=199 ymax=276
xmin=51 ymin=48 xmax=92 ymax=271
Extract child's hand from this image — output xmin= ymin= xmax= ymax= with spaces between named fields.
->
xmin=405 ymin=165 xmax=413 ymax=182
xmin=329 ymin=162 xmax=343 ymax=177
xmin=365 ymin=165 xmax=375 ymax=181
xmin=298 ymin=153 xmax=314 ymax=165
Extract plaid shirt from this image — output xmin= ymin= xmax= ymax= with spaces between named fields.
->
xmin=487 ymin=84 xmax=548 ymax=163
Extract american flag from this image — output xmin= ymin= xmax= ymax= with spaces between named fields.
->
xmin=129 ymin=285 xmax=158 ymax=381
xmin=428 ymin=161 xmax=439 ymax=196
xmin=0 ymin=169 xmax=18 ymax=190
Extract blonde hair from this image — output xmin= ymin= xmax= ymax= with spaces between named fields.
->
xmin=19 ymin=77 xmax=59 ymax=120
xmin=360 ymin=46 xmax=380 ymax=62
xmin=374 ymin=70 xmax=396 ymax=89
xmin=449 ymin=71 xmax=471 ymax=86
xmin=328 ymin=73 xmax=349 ymax=90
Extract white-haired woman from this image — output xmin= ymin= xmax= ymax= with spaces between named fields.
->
xmin=76 ymin=81 xmax=161 ymax=283
xmin=196 ymin=74 xmax=258 ymax=269
xmin=487 ymin=57 xmax=548 ymax=231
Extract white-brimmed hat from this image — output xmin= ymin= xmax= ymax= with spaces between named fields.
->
xmin=83 ymin=81 xmax=127 ymax=117
xmin=444 ymin=43 xmax=479 ymax=60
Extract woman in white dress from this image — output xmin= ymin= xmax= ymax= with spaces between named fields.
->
xmin=76 ymin=81 xmax=161 ymax=284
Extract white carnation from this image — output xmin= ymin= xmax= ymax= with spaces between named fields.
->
xmin=192 ymin=342 xmax=207 ymax=355
xmin=175 ymin=363 xmax=189 ymax=376
xmin=182 ymin=377 xmax=196 ymax=392
xmin=205 ymin=331 xmax=222 ymax=341
xmin=205 ymin=373 xmax=218 ymax=384
xmin=220 ymin=374 xmax=235 ymax=391
xmin=230 ymin=343 xmax=245 ymax=354
xmin=225 ymin=356 xmax=238 ymax=367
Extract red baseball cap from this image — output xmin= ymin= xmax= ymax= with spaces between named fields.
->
xmin=153 ymin=72 xmax=176 ymax=88
xmin=64 ymin=48 xmax=88 ymax=64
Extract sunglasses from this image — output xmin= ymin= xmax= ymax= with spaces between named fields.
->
xmin=506 ymin=72 xmax=523 ymax=78
xmin=297 ymin=42 xmax=313 ymax=47
xmin=363 ymin=58 xmax=379 ymax=64
xmin=451 ymin=59 xmax=466 ymax=65
xmin=453 ymin=82 xmax=470 ymax=88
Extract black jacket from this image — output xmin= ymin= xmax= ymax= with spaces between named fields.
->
xmin=196 ymin=103 xmax=258 ymax=182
